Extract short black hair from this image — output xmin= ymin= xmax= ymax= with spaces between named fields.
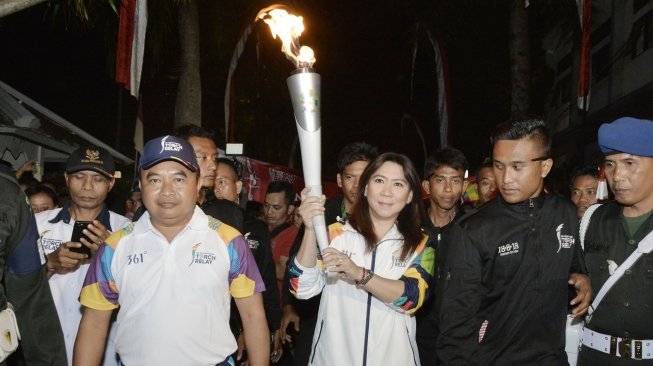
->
xmin=570 ymin=165 xmax=599 ymax=187
xmin=491 ymin=118 xmax=551 ymax=156
xmin=173 ymin=124 xmax=215 ymax=141
xmin=475 ymin=157 xmax=493 ymax=178
xmin=25 ymin=184 xmax=58 ymax=205
xmin=423 ymin=147 xmax=469 ymax=179
xmin=266 ymin=180 xmax=296 ymax=206
xmin=337 ymin=142 xmax=379 ymax=172
xmin=218 ymin=157 xmax=243 ymax=180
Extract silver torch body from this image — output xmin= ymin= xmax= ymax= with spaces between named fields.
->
xmin=286 ymin=67 xmax=329 ymax=252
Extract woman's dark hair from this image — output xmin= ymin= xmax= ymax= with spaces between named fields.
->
xmin=349 ymin=152 xmax=424 ymax=261
xmin=25 ymin=184 xmax=59 ymax=206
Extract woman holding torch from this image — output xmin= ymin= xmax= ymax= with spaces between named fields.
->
xmin=289 ymin=152 xmax=436 ymax=365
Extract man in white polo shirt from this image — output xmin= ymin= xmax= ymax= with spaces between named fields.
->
xmin=36 ymin=145 xmax=129 ymax=365
xmin=73 ymin=135 xmax=269 ymax=365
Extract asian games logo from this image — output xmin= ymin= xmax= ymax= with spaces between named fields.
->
xmin=556 ymin=224 xmax=575 ymax=253
xmin=188 ymin=243 xmax=216 ymax=266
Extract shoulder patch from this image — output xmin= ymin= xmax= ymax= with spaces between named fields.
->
xmin=207 ymin=216 xmax=223 ymax=231
xmin=209 ymin=216 xmax=241 ymax=245
xmin=105 ymin=223 xmax=134 ymax=249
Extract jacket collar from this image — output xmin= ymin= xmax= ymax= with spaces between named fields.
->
xmin=498 ymin=194 xmax=546 ymax=213
xmin=48 ymin=200 xmax=113 ymax=231
xmin=342 ymin=222 xmax=404 ymax=243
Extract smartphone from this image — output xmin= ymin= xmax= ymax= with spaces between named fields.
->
xmin=70 ymin=221 xmax=93 ymax=256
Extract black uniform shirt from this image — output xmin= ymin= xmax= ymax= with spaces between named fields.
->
xmin=584 ymin=202 xmax=653 ymax=339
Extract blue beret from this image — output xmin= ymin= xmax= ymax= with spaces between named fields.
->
xmin=598 ymin=117 xmax=653 ymax=157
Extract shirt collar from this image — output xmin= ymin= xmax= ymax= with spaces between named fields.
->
xmin=133 ymin=206 xmax=207 ymax=236
xmin=48 ymin=200 xmax=113 ymax=230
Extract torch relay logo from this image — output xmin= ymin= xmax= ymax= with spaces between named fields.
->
xmin=188 ymin=243 xmax=216 ymax=267
xmin=160 ymin=136 xmax=183 ymax=153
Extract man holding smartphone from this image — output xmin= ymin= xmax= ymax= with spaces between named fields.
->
xmin=35 ymin=146 xmax=130 ymax=366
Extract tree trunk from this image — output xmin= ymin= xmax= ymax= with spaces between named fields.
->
xmin=510 ymin=0 xmax=531 ymax=119
xmin=174 ymin=0 xmax=202 ymax=127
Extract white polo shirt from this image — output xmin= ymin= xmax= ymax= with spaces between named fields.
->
xmin=80 ymin=206 xmax=265 ymax=365
xmin=36 ymin=203 xmax=130 ymax=366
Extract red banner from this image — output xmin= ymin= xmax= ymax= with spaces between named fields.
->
xmin=235 ymin=156 xmax=340 ymax=203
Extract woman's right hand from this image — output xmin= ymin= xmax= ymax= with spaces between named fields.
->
xmin=297 ymin=187 xmax=326 ymax=231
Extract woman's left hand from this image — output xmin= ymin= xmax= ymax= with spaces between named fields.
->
xmin=321 ymin=247 xmax=363 ymax=282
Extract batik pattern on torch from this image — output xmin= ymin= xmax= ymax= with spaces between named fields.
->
xmin=287 ymin=222 xmax=435 ymax=365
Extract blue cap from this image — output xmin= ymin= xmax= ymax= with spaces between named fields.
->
xmin=598 ymin=117 xmax=653 ymax=157
xmin=139 ymin=135 xmax=199 ymax=172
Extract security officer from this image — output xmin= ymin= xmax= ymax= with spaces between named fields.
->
xmin=0 ymin=160 xmax=67 ymax=365
xmin=437 ymin=119 xmax=591 ymax=365
xmin=578 ymin=117 xmax=653 ymax=365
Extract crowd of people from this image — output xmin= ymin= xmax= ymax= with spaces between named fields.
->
xmin=0 ymin=115 xmax=651 ymax=366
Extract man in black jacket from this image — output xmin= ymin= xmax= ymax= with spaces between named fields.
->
xmin=174 ymin=125 xmax=244 ymax=232
xmin=417 ymin=147 xmax=469 ymax=366
xmin=437 ymin=119 xmax=591 ymax=365
xmin=215 ymin=157 xmax=282 ymax=364
xmin=0 ymin=161 xmax=67 ymax=365
xmin=578 ymin=117 xmax=653 ymax=365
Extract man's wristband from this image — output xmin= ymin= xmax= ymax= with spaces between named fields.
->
xmin=356 ymin=268 xmax=374 ymax=286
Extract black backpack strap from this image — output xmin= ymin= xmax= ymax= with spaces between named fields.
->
xmin=269 ymin=223 xmax=290 ymax=239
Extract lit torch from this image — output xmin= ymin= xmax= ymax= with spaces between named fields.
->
xmin=257 ymin=5 xmax=329 ymax=251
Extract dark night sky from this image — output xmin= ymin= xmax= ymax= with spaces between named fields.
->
xmin=0 ymin=1 xmax=512 ymax=176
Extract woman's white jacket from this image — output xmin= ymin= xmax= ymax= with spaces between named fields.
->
xmin=288 ymin=222 xmax=436 ymax=366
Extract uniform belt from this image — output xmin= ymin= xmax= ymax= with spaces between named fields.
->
xmin=582 ymin=328 xmax=653 ymax=359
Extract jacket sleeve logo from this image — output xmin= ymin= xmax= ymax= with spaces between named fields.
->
xmin=556 ymin=223 xmax=575 ymax=253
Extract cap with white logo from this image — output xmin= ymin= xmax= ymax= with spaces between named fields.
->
xmin=138 ymin=135 xmax=199 ymax=172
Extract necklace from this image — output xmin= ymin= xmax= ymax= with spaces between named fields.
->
xmin=429 ymin=206 xmax=457 ymax=228
xmin=448 ymin=207 xmax=458 ymax=224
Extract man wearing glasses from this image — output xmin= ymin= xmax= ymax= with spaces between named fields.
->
xmin=437 ymin=119 xmax=591 ymax=365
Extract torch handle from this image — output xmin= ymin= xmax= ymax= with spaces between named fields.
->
xmin=306 ymin=184 xmax=329 ymax=252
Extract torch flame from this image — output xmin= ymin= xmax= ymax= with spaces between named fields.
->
xmin=256 ymin=5 xmax=316 ymax=69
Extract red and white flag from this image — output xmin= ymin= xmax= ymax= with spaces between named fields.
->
xmin=116 ymin=0 xmax=147 ymax=98
xmin=116 ymin=0 xmax=147 ymax=152
xmin=577 ymin=0 xmax=591 ymax=111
